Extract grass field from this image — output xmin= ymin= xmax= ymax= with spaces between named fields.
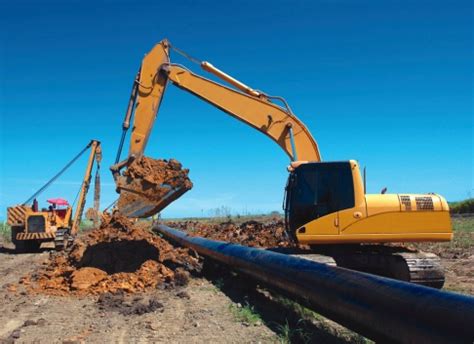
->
xmin=414 ymin=217 xmax=474 ymax=258
xmin=0 ymin=222 xmax=10 ymax=242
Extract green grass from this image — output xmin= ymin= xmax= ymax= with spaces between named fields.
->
xmin=452 ymin=217 xmax=474 ymax=248
xmin=79 ymin=219 xmax=95 ymax=231
xmin=229 ymin=302 xmax=262 ymax=325
xmin=273 ymin=295 xmax=373 ymax=343
xmin=452 ymin=217 xmax=474 ymax=233
xmin=1 ymin=222 xmax=11 ymax=242
xmin=414 ymin=217 xmax=473 ymax=258
xmin=450 ymin=217 xmax=474 ymax=251
xmin=275 ymin=320 xmax=311 ymax=344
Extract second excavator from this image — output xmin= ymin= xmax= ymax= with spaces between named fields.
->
xmin=111 ymin=39 xmax=452 ymax=288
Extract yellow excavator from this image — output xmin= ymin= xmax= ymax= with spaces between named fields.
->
xmin=111 ymin=39 xmax=452 ymax=288
xmin=7 ymin=140 xmax=101 ymax=251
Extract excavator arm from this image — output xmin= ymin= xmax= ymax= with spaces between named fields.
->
xmin=112 ymin=39 xmax=321 ymax=217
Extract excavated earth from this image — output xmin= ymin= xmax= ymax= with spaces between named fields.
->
xmin=117 ymin=157 xmax=193 ymax=217
xmin=24 ymin=214 xmax=201 ymax=296
xmin=166 ymin=219 xmax=295 ymax=248
xmin=122 ymin=158 xmax=193 ymax=193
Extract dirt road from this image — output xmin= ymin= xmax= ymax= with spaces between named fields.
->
xmin=0 ymin=242 xmax=279 ymax=343
xmin=0 ymin=238 xmax=363 ymax=344
xmin=2 ymin=216 xmax=470 ymax=343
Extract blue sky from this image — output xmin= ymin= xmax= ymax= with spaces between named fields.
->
xmin=0 ymin=0 xmax=472 ymax=219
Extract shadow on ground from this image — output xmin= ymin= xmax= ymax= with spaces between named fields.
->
xmin=202 ymin=259 xmax=365 ymax=344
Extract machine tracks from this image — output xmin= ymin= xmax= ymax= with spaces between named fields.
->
xmin=297 ymin=245 xmax=446 ymax=289
xmin=393 ymin=251 xmax=445 ymax=289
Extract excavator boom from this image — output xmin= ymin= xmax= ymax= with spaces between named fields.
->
xmin=112 ymin=39 xmax=321 ymax=217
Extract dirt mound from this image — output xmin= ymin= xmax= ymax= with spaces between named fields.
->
xmin=166 ymin=219 xmax=294 ymax=248
xmin=26 ymin=214 xmax=201 ymax=296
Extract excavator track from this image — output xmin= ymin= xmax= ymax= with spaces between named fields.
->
xmin=331 ymin=247 xmax=445 ymax=289
xmin=283 ymin=245 xmax=445 ymax=289
xmin=391 ymin=251 xmax=445 ymax=288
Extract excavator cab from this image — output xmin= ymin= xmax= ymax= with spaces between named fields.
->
xmin=284 ymin=161 xmax=355 ymax=239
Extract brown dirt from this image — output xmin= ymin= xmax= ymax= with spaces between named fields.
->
xmin=123 ymin=157 xmax=192 ymax=192
xmin=25 ymin=213 xmax=201 ymax=296
xmin=166 ymin=219 xmax=295 ymax=248
xmin=96 ymin=292 xmax=164 ymax=316
xmin=0 ymin=216 xmax=362 ymax=343
xmin=0 ymin=247 xmax=278 ymax=343
xmin=117 ymin=157 xmax=193 ymax=217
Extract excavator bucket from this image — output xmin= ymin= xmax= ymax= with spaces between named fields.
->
xmin=115 ymin=157 xmax=193 ymax=218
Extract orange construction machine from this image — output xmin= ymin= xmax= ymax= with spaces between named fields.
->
xmin=7 ymin=140 xmax=101 ymax=251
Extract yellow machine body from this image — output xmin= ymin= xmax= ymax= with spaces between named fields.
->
xmin=6 ymin=140 xmax=101 ymax=250
xmin=7 ymin=206 xmax=73 ymax=240
xmin=293 ymin=161 xmax=452 ymax=244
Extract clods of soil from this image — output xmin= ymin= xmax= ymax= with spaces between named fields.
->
xmin=25 ymin=214 xmax=201 ymax=296
xmin=166 ymin=219 xmax=295 ymax=248
xmin=117 ymin=157 xmax=193 ymax=217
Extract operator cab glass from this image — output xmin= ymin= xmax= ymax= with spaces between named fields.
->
xmin=285 ymin=162 xmax=355 ymax=233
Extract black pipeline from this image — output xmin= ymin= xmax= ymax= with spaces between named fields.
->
xmin=155 ymin=225 xmax=474 ymax=344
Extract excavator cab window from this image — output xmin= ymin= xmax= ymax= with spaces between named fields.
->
xmin=285 ymin=162 xmax=355 ymax=232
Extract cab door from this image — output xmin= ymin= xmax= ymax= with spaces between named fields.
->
xmin=337 ymin=161 xmax=367 ymax=233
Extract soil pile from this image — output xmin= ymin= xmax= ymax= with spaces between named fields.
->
xmin=117 ymin=157 xmax=193 ymax=217
xmin=26 ymin=214 xmax=201 ymax=296
xmin=166 ymin=220 xmax=294 ymax=248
